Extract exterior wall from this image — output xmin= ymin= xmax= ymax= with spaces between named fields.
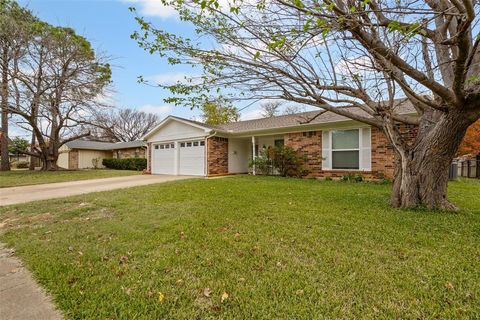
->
xmin=228 ymin=138 xmax=250 ymax=173
xmin=147 ymin=142 xmax=152 ymax=173
xmin=207 ymin=137 xmax=228 ymax=175
xmin=57 ymin=146 xmax=70 ymax=169
xmin=370 ymin=127 xmax=395 ymax=179
xmin=69 ymin=150 xmax=79 ymax=170
xmin=256 ymin=135 xmax=284 ymax=149
xmin=148 ymin=120 xmax=207 ymax=142
xmin=77 ymin=150 xmax=112 ymax=169
xmin=370 ymin=124 xmax=418 ymax=179
xmin=115 ymin=147 xmax=146 ymax=159
xmin=285 ymin=130 xmax=322 ymax=176
xmin=283 ymin=125 xmax=417 ymax=180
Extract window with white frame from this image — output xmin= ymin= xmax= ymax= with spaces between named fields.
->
xmin=331 ymin=129 xmax=359 ymax=169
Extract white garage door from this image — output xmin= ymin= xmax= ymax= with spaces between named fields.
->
xmin=152 ymin=142 xmax=175 ymax=175
xmin=179 ymin=140 xmax=205 ymax=176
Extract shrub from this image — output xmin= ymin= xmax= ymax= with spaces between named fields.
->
xmin=249 ymin=145 xmax=308 ymax=177
xmin=248 ymin=151 xmax=273 ymax=175
xmin=102 ymin=158 xmax=147 ymax=171
xmin=341 ymin=173 xmax=364 ymax=182
xmin=92 ymin=157 xmax=101 ymax=169
xmin=15 ymin=161 xmax=29 ymax=169
xmin=272 ymin=146 xmax=309 ymax=177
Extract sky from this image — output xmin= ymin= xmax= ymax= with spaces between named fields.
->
xmin=17 ymin=0 xmax=267 ymax=127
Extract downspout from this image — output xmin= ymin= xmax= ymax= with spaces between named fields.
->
xmin=205 ymin=130 xmax=217 ymax=177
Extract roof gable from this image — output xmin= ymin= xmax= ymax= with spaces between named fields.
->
xmin=143 ymin=116 xmax=213 ymax=142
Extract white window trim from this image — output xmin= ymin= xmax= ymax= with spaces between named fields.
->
xmin=324 ymin=128 xmax=370 ymax=172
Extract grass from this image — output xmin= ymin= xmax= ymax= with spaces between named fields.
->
xmin=0 ymin=177 xmax=479 ymax=319
xmin=0 ymin=169 xmax=142 ymax=188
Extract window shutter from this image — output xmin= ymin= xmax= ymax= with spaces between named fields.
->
xmin=322 ymin=130 xmax=331 ymax=170
xmin=360 ymin=127 xmax=371 ymax=171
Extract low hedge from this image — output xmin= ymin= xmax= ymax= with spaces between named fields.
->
xmin=102 ymin=158 xmax=147 ymax=171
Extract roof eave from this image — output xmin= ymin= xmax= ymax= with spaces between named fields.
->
xmin=142 ymin=115 xmax=214 ymax=141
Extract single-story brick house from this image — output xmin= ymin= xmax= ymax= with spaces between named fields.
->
xmin=58 ymin=140 xmax=146 ymax=169
xmin=143 ymin=101 xmax=417 ymax=178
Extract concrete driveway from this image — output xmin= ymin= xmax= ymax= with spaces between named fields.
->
xmin=0 ymin=175 xmax=196 ymax=206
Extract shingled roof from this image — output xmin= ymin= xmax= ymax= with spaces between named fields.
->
xmin=65 ymin=140 xmax=146 ymax=150
xmin=177 ymin=98 xmax=416 ymax=134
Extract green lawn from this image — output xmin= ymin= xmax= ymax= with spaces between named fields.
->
xmin=0 ymin=177 xmax=479 ymax=319
xmin=0 ymin=169 xmax=141 ymax=188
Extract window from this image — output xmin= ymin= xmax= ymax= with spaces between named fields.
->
xmin=193 ymin=141 xmax=199 ymax=147
xmin=187 ymin=142 xmax=192 ymax=147
xmin=274 ymin=139 xmax=284 ymax=148
xmin=180 ymin=142 xmax=185 ymax=148
xmin=200 ymin=141 xmax=205 ymax=146
xmin=165 ymin=144 xmax=170 ymax=149
xmin=155 ymin=145 xmax=159 ymax=150
xmin=160 ymin=144 xmax=164 ymax=149
xmin=170 ymin=143 xmax=175 ymax=148
xmin=331 ymin=129 xmax=359 ymax=169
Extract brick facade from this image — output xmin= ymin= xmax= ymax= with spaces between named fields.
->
xmin=146 ymin=143 xmax=152 ymax=173
xmin=68 ymin=150 xmax=79 ymax=170
xmin=115 ymin=147 xmax=146 ymax=159
xmin=371 ymin=125 xmax=418 ymax=179
xmin=207 ymin=137 xmax=228 ymax=175
xmin=283 ymin=126 xmax=417 ymax=180
xmin=284 ymin=131 xmax=322 ymax=176
xmin=371 ymin=127 xmax=394 ymax=179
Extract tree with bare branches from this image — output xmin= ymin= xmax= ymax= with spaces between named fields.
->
xmin=260 ymin=101 xmax=282 ymax=118
xmin=131 ymin=0 xmax=480 ymax=210
xmin=89 ymin=108 xmax=159 ymax=142
xmin=0 ymin=0 xmax=35 ymax=171
xmin=7 ymin=20 xmax=111 ymax=170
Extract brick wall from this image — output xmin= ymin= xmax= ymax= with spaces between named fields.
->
xmin=115 ymin=147 xmax=146 ymax=159
xmin=207 ymin=137 xmax=228 ymax=175
xmin=284 ymin=131 xmax=322 ymax=176
xmin=371 ymin=124 xmax=418 ymax=179
xmin=283 ymin=125 xmax=417 ymax=180
xmin=68 ymin=150 xmax=79 ymax=170
xmin=147 ymin=143 xmax=152 ymax=173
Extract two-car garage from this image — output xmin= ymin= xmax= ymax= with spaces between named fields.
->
xmin=151 ymin=140 xmax=206 ymax=176
xmin=144 ymin=116 xmax=212 ymax=176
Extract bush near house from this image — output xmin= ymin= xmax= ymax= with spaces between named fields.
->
xmin=249 ymin=145 xmax=308 ymax=177
xmin=102 ymin=158 xmax=147 ymax=171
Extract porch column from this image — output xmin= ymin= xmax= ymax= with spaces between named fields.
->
xmin=252 ymin=136 xmax=256 ymax=175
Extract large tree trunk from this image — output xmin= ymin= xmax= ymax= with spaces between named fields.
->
xmin=28 ymin=132 xmax=37 ymax=170
xmin=390 ymin=109 xmax=476 ymax=210
xmin=40 ymin=147 xmax=59 ymax=171
xmin=0 ymin=46 xmax=10 ymax=171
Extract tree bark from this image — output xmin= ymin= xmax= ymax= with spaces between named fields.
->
xmin=0 ymin=46 xmax=10 ymax=171
xmin=40 ymin=151 xmax=59 ymax=171
xmin=390 ymin=109 xmax=476 ymax=210
xmin=28 ymin=132 xmax=37 ymax=170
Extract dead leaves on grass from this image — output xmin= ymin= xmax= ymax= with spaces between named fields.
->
xmin=203 ymin=287 xmax=212 ymax=298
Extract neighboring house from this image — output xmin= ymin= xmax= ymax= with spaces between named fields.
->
xmin=143 ymin=99 xmax=417 ymax=179
xmin=58 ymin=140 xmax=146 ymax=169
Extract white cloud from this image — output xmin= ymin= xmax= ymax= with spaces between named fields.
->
xmin=138 ymin=104 xmax=173 ymax=115
xmin=123 ymin=0 xmax=178 ymax=19
xmin=145 ymin=72 xmax=192 ymax=86
xmin=240 ymin=108 xmax=263 ymax=120
xmin=95 ymin=91 xmax=116 ymax=106
xmin=335 ymin=56 xmax=375 ymax=76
